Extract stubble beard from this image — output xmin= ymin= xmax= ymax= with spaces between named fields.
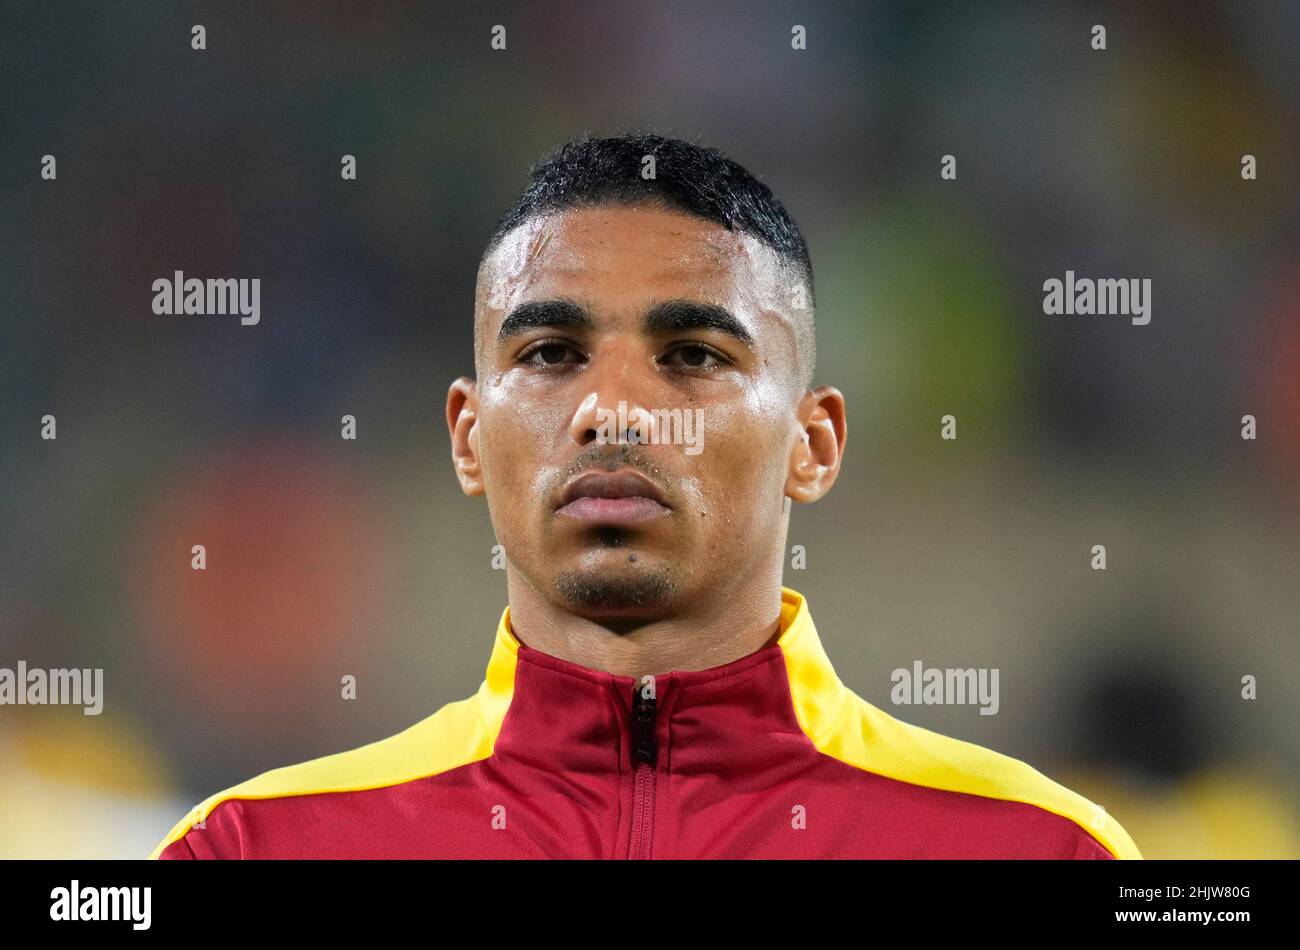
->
xmin=552 ymin=528 xmax=680 ymax=612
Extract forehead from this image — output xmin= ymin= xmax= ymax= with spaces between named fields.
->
xmin=478 ymin=204 xmax=791 ymax=323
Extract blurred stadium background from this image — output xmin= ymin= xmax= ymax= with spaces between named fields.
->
xmin=2 ymin=0 xmax=1297 ymax=858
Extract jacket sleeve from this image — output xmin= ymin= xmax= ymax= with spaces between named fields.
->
xmin=1072 ymin=834 xmax=1117 ymax=859
xmin=156 ymin=835 xmax=198 ymax=860
xmin=150 ymin=800 xmax=246 ymax=859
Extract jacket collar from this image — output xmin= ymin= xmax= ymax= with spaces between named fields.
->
xmin=479 ymin=585 xmax=847 ymax=757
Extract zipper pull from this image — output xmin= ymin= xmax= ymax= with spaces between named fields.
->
xmin=632 ymin=674 xmax=657 ymax=766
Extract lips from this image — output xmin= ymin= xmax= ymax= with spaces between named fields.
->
xmin=555 ymin=469 xmax=672 ymax=525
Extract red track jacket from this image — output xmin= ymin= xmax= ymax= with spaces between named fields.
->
xmin=151 ymin=587 xmax=1141 ymax=859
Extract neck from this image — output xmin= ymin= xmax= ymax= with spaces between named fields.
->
xmin=502 ymin=568 xmax=786 ymax=677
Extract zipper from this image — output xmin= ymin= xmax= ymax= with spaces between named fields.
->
xmin=628 ymin=674 xmax=657 ymax=859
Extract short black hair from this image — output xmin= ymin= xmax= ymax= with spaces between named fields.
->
xmin=481 ymin=132 xmax=816 ymax=386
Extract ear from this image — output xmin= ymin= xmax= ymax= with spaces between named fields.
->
xmin=446 ymin=377 xmax=485 ymax=497
xmin=785 ymin=385 xmax=847 ymax=504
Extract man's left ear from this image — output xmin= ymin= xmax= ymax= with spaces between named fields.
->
xmin=785 ymin=385 xmax=847 ymax=504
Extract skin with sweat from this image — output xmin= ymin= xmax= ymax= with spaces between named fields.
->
xmin=446 ymin=203 xmax=845 ymax=677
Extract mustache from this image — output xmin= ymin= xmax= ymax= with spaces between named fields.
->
xmin=558 ymin=443 xmax=670 ymax=489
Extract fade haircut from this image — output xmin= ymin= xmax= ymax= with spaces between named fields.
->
xmin=478 ymin=132 xmax=816 ymax=389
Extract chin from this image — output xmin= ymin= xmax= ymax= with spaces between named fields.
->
xmin=551 ymin=567 xmax=679 ymax=615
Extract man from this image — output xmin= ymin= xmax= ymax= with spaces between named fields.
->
xmin=151 ymin=133 xmax=1141 ymax=859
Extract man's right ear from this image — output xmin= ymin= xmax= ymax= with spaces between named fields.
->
xmin=446 ymin=377 xmax=485 ymax=497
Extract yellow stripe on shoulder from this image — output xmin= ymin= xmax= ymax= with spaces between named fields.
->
xmin=149 ymin=610 xmax=518 ymax=859
xmin=775 ymin=586 xmax=1142 ymax=859
xmin=826 ymin=690 xmax=1142 ymax=858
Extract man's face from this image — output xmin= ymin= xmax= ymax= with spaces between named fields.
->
xmin=453 ymin=203 xmax=824 ymax=619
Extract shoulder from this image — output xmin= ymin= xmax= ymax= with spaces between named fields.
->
xmin=814 ymin=687 xmax=1142 ymax=859
xmin=150 ymin=689 xmax=494 ymax=859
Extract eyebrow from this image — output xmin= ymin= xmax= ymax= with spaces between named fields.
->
xmin=497 ymin=297 xmax=754 ymax=348
xmin=497 ymin=299 xmax=592 ymax=342
xmin=642 ymin=299 xmax=754 ymax=347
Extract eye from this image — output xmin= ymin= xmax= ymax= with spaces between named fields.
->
xmin=518 ymin=339 xmax=585 ymax=368
xmin=660 ymin=342 xmax=729 ymax=371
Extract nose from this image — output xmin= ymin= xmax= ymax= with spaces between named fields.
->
xmin=568 ymin=339 xmax=662 ymax=448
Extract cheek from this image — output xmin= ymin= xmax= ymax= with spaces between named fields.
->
xmin=683 ymin=407 xmax=789 ymax=527
xmin=477 ymin=394 xmax=569 ymax=501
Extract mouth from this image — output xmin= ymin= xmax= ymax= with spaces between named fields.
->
xmin=555 ymin=469 xmax=672 ymax=526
